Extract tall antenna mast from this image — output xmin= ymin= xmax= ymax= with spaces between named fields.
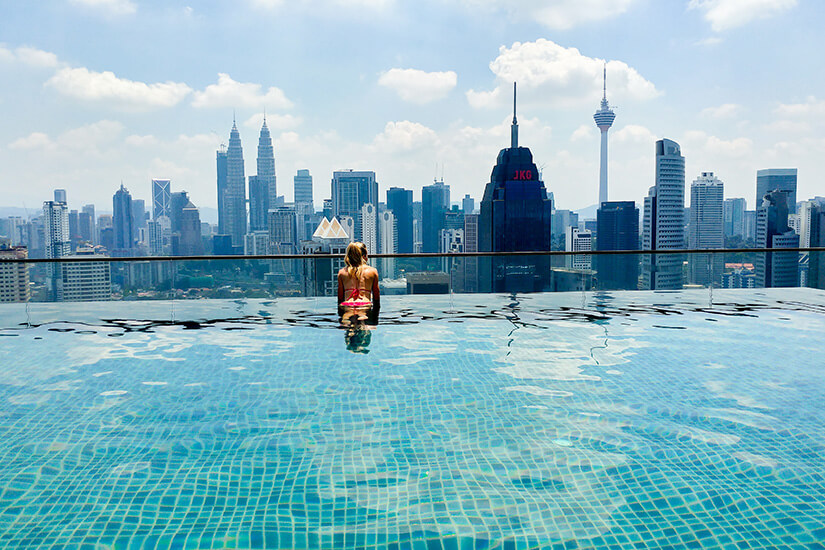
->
xmin=510 ymin=82 xmax=519 ymax=149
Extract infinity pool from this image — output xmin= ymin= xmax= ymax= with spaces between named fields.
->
xmin=1 ymin=289 xmax=825 ymax=549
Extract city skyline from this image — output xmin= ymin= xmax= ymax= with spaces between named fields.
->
xmin=1 ymin=1 xmax=824 ymax=212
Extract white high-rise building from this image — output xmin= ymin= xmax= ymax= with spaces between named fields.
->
xmin=148 ymin=215 xmax=171 ymax=256
xmin=58 ymin=247 xmax=111 ymax=302
xmin=593 ymin=64 xmax=616 ymax=206
xmin=244 ymin=230 xmax=270 ymax=255
xmin=43 ymin=201 xmax=70 ymax=260
xmin=797 ymin=201 xmax=817 ymax=248
xmin=378 ymin=211 xmax=397 ymax=279
xmin=642 ymin=139 xmax=685 ymax=290
xmin=565 ymin=227 xmax=592 ymax=270
xmin=361 ymin=203 xmax=378 ymax=255
xmin=0 ymin=247 xmax=30 ymax=302
xmin=689 ymin=172 xmax=724 ymax=286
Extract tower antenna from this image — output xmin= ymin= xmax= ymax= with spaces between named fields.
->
xmin=510 ymin=82 xmax=519 ymax=149
xmin=603 ymin=62 xmax=607 ymax=102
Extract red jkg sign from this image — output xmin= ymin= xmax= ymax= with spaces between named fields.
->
xmin=512 ymin=170 xmax=533 ymax=180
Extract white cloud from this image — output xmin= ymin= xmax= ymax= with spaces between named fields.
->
xmin=378 ymin=68 xmax=457 ymax=104
xmin=9 ymin=132 xmax=53 ymax=151
xmin=249 ymin=0 xmax=392 ymax=11
xmin=701 ymin=103 xmax=742 ymax=118
xmin=610 ymin=124 xmax=657 ymax=146
xmin=688 ymin=0 xmax=797 ymax=32
xmin=683 ymin=130 xmax=753 ymax=158
xmin=68 ymin=0 xmax=137 ymax=16
xmin=570 ymin=124 xmax=596 ymax=142
xmin=458 ymin=0 xmax=637 ymax=30
xmin=46 ymin=67 xmax=192 ymax=109
xmin=125 ymin=134 xmax=159 ymax=147
xmin=243 ymin=113 xmax=302 ymax=131
xmin=467 ymin=39 xmax=659 ymax=109
xmin=0 ymin=45 xmax=61 ymax=68
xmin=695 ymin=36 xmax=723 ymax=46
xmin=774 ymin=96 xmax=825 ymax=118
xmin=191 ymin=73 xmax=292 ymax=109
xmin=372 ymin=121 xmax=439 ymax=153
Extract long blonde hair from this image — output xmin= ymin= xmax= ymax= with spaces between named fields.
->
xmin=345 ymin=242 xmax=368 ymax=278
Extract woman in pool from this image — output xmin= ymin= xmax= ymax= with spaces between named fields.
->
xmin=338 ymin=242 xmax=380 ymax=323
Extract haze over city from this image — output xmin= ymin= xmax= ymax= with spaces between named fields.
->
xmin=1 ymin=0 xmax=823 ymax=213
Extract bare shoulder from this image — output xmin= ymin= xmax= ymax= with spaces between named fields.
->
xmin=367 ymin=266 xmax=380 ymax=279
xmin=337 ymin=267 xmax=348 ymax=278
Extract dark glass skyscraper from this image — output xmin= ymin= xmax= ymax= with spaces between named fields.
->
xmin=387 ymin=187 xmax=413 ymax=253
xmin=112 ymin=183 xmax=134 ymax=254
xmin=479 ymin=84 xmax=553 ymax=292
xmin=422 ymin=180 xmax=450 ymax=253
xmin=596 ymin=201 xmax=639 ymax=290
xmin=331 ymin=170 xmax=378 ymax=242
xmin=756 ymin=168 xmax=797 ymax=214
xmin=755 ymin=190 xmax=799 ymax=288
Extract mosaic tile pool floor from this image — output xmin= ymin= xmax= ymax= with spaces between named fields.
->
xmin=1 ymin=289 xmax=825 ymax=549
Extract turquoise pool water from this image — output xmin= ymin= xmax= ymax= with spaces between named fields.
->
xmin=1 ymin=289 xmax=825 ymax=549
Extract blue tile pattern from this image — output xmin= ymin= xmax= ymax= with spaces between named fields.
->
xmin=0 ymin=291 xmax=824 ymax=548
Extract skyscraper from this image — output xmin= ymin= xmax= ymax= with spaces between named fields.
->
xmin=248 ymin=176 xmax=267 ymax=231
xmin=331 ymin=170 xmax=378 ymax=242
xmin=724 ymin=198 xmax=746 ymax=238
xmin=175 ymin=199 xmax=204 ymax=256
xmin=268 ymin=207 xmax=298 ymax=255
xmin=565 ymin=227 xmax=592 ymax=270
xmin=80 ymin=204 xmax=95 ymax=245
xmin=757 ymin=168 xmax=797 ymax=214
xmin=361 ymin=203 xmax=378 ymax=255
xmin=808 ymin=203 xmax=825 ymax=289
xmin=216 ymin=146 xmax=228 ymax=235
xmin=113 ymin=184 xmax=135 ymax=254
xmin=225 ymin=121 xmax=247 ymax=246
xmin=54 ymin=189 xmax=67 ymax=204
xmin=422 ymin=180 xmax=450 ymax=253
xmin=755 ymin=190 xmax=799 ymax=287
xmin=462 ymin=194 xmax=475 ymax=214
xmin=152 ymin=179 xmax=171 ymax=219
xmin=257 ymin=116 xmax=277 ymax=212
xmin=386 ymin=187 xmax=414 ymax=253
xmin=689 ymin=172 xmax=724 ymax=286
xmin=170 ymin=191 xmax=190 ymax=235
xmin=378 ymin=210 xmax=397 ymax=279
xmin=479 ymin=83 xmax=553 ymax=292
xmin=593 ymin=64 xmax=616 ymax=206
xmin=43 ymin=200 xmax=70 ymax=299
xmin=131 ymin=199 xmax=146 ymax=244
xmin=0 ymin=246 xmax=30 ymax=303
xmin=294 ymin=169 xmax=313 ymax=206
xmin=596 ymin=201 xmax=639 ymax=290
xmin=642 ymin=139 xmax=685 ymax=290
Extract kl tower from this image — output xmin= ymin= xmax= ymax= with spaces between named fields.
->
xmin=593 ymin=63 xmax=616 ymax=205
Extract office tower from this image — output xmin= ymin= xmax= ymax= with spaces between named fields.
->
xmin=744 ymin=210 xmax=757 ymax=241
xmin=78 ymin=212 xmax=93 ymax=245
xmin=361 ymin=203 xmax=378 ymax=254
xmin=257 ymin=116 xmax=277 ymax=212
xmin=444 ymin=205 xmax=464 ymax=231
xmin=565 ymin=227 xmax=592 ymax=270
xmin=68 ymin=210 xmax=80 ymax=251
xmin=268 ymin=207 xmax=298 ymax=254
xmin=479 ymin=83 xmax=553 ymax=292
xmin=148 ymin=216 xmax=170 ymax=256
xmin=462 ymin=213 xmax=480 ymax=292
xmin=244 ymin=231 xmax=270 ymax=255
xmin=131 ymin=199 xmax=146 ymax=244
xmin=248 ymin=176 xmax=267 ymax=231
xmin=593 ymin=64 xmax=616 ymax=206
xmin=755 ymin=190 xmax=799 ymax=288
xmin=294 ymin=169 xmax=313 ymax=206
xmin=81 ymin=204 xmax=95 ymax=242
xmin=58 ymin=247 xmax=111 ymax=302
xmin=112 ymin=184 xmax=135 ymax=254
xmin=642 ymin=139 xmax=685 ymax=290
xmin=1 ymin=217 xmax=25 ymax=246
xmin=386 ymin=187 xmax=414 ymax=253
xmin=421 ymin=180 xmax=450 ymax=253
xmin=724 ymin=198 xmax=746 ymax=238
xmin=551 ymin=209 xmax=579 ymax=247
xmin=54 ymin=189 xmax=67 ymax=204
xmin=797 ymin=200 xmax=818 ymax=248
xmin=152 ymin=179 xmax=171 ymax=219
xmin=0 ymin=246 xmax=30 ymax=302
xmin=169 ymin=191 xmax=190 ymax=235
xmin=172 ymin=200 xmax=204 ymax=256
xmin=225 ymin=121 xmax=247 ymax=246
xmin=756 ymin=168 xmax=797 ymax=214
xmin=462 ymin=194 xmax=475 ymax=214
xmin=43 ymin=201 xmax=70 ymax=260
xmin=808 ymin=203 xmax=825 ymax=289
xmin=378 ymin=210 xmax=397 ymax=279
xmin=689 ymin=172 xmax=724 ymax=286
xmin=331 ymin=170 xmax=378 ymax=242
xmin=596 ymin=201 xmax=640 ymax=290
xmin=216 ymin=146 xmax=228 ymax=234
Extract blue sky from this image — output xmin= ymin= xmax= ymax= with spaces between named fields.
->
xmin=1 ymin=0 xmax=823 ymax=218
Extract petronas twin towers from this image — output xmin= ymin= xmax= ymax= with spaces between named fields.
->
xmin=217 ymin=117 xmax=277 ymax=247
